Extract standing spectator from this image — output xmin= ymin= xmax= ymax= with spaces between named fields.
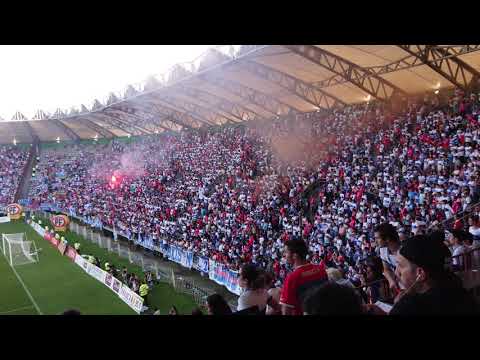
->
xmin=374 ymin=223 xmax=401 ymax=293
xmin=206 ymin=294 xmax=232 ymax=315
xmin=279 ymin=240 xmax=328 ymax=315
xmin=139 ymin=279 xmax=149 ymax=311
xmin=448 ymin=230 xmax=468 ymax=271
xmin=237 ymin=263 xmax=268 ymax=312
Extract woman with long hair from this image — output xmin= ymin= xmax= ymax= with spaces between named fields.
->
xmin=237 ymin=263 xmax=269 ymax=312
xmin=206 ymin=294 xmax=232 ymax=315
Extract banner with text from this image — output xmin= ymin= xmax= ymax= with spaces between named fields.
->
xmin=208 ymin=260 xmax=241 ymax=296
xmin=118 ymin=284 xmax=144 ymax=314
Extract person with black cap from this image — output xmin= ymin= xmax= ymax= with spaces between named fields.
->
xmin=385 ymin=234 xmax=479 ymax=315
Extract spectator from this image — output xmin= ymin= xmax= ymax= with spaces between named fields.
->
xmin=468 ymin=215 xmax=480 ymax=242
xmin=61 ymin=309 xmax=81 ymax=315
xmin=303 ymin=282 xmax=363 ymax=315
xmin=326 ymin=267 xmax=355 ymax=288
xmin=389 ymin=234 xmax=478 ymax=315
xmin=237 ymin=263 xmax=268 ymax=312
xmin=139 ymin=279 xmax=149 ymax=311
xmin=191 ymin=308 xmax=203 ymax=315
xmin=0 ymin=145 xmax=29 ymax=207
xmin=360 ymin=257 xmax=391 ymax=303
xmin=374 ymin=223 xmax=401 ymax=293
xmin=279 ymin=240 xmax=328 ymax=315
xmin=206 ymin=294 xmax=232 ymax=315
xmin=448 ymin=229 xmax=468 ymax=271
xmin=264 ymin=272 xmax=281 ymax=315
xmin=169 ymin=306 xmax=179 ymax=315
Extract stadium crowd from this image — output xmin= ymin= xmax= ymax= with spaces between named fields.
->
xmin=0 ymin=145 xmax=29 ymax=207
xmin=26 ymin=87 xmax=480 ymax=314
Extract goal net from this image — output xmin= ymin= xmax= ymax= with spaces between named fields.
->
xmin=1 ymin=233 xmax=39 ymax=267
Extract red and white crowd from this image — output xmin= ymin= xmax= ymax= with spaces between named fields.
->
xmin=22 ymin=88 xmax=480 ymax=314
xmin=0 ymin=145 xmax=29 ymax=207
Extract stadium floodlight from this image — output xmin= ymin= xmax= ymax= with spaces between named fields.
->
xmin=13 ymin=138 xmax=17 ymax=146
xmin=435 ymin=89 xmax=440 ymax=95
xmin=1 ymin=233 xmax=40 ymax=267
xmin=56 ymin=137 xmax=60 ymax=143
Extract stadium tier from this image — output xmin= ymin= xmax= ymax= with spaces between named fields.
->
xmin=2 ymin=45 xmax=480 ymax=315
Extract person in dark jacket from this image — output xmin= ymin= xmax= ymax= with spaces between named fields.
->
xmin=368 ymin=234 xmax=479 ymax=315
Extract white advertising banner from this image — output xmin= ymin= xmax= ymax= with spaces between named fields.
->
xmin=30 ymin=222 xmax=46 ymax=237
xmin=75 ymin=254 xmax=89 ymax=272
xmin=87 ymin=263 xmax=107 ymax=283
xmin=0 ymin=216 xmax=10 ymax=223
xmin=118 ymin=284 xmax=143 ymax=314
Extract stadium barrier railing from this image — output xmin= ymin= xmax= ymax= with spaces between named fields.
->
xmin=36 ymin=210 xmax=217 ymax=310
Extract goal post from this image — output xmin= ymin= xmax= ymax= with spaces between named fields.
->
xmin=1 ymin=233 xmax=40 ymax=267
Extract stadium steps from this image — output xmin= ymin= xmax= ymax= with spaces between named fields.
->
xmin=14 ymin=144 xmax=37 ymax=203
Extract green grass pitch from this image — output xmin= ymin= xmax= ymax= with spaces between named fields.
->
xmin=0 ymin=219 xmax=198 ymax=315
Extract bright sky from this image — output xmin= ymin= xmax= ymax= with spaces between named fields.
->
xmin=0 ymin=45 xmax=221 ymax=120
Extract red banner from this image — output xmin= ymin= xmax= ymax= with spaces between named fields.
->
xmin=57 ymin=241 xmax=67 ymax=255
xmin=44 ymin=233 xmax=53 ymax=243
xmin=65 ymin=246 xmax=77 ymax=261
xmin=51 ymin=237 xmax=59 ymax=247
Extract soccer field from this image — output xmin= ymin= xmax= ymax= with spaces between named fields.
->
xmin=0 ymin=220 xmax=136 ymax=315
xmin=0 ymin=219 xmax=198 ymax=315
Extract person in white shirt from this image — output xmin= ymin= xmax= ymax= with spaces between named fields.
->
xmin=237 ymin=263 xmax=269 ymax=312
xmin=374 ymin=223 xmax=401 ymax=291
xmin=468 ymin=215 xmax=480 ymax=244
xmin=448 ymin=230 xmax=468 ymax=271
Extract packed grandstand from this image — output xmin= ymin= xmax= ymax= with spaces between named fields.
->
xmin=2 ymin=45 xmax=480 ymax=315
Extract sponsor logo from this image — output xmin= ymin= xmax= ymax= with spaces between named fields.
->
xmin=112 ymin=279 xmax=121 ymax=293
xmin=7 ymin=204 xmax=22 ymax=220
xmin=105 ymin=274 xmax=113 ymax=287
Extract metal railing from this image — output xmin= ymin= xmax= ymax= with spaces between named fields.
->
xmin=37 ymin=210 xmax=217 ymax=310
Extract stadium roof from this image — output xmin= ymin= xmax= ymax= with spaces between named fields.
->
xmin=2 ymin=45 xmax=480 ymax=144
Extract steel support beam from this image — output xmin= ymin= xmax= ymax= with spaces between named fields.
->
xmin=51 ymin=119 xmax=81 ymax=141
xmin=124 ymin=100 xmax=196 ymax=129
xmin=78 ymin=117 xmax=116 ymax=138
xmin=86 ymin=113 xmax=135 ymax=135
xmin=239 ymin=59 xmax=346 ymax=110
xmin=398 ymin=45 xmax=480 ymax=91
xmin=22 ymin=121 xmax=40 ymax=144
xmin=110 ymin=109 xmax=171 ymax=132
xmin=200 ymin=73 xmax=301 ymax=117
xmin=99 ymin=110 xmax=152 ymax=135
xmin=284 ymin=45 xmax=407 ymax=102
xmin=175 ymin=85 xmax=266 ymax=123
xmin=145 ymin=93 xmax=216 ymax=126
xmin=313 ymin=45 xmax=480 ymax=89
xmin=166 ymin=88 xmax=238 ymax=124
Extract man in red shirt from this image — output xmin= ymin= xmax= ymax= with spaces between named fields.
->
xmin=280 ymin=240 xmax=328 ymax=315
